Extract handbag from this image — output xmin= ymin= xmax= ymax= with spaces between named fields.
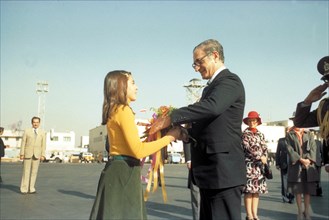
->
xmin=262 ymin=163 xmax=273 ymax=180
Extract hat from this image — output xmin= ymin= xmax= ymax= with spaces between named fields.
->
xmin=243 ymin=111 xmax=262 ymax=125
xmin=317 ymin=56 xmax=329 ymax=82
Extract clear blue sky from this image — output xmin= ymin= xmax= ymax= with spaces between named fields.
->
xmin=1 ymin=1 xmax=328 ymax=144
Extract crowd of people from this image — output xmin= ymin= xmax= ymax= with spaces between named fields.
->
xmin=0 ymin=39 xmax=328 ymax=220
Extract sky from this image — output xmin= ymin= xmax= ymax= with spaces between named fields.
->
xmin=1 ymin=1 xmax=328 ymax=145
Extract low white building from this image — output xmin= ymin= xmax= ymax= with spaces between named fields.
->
xmin=47 ymin=129 xmax=76 ymax=153
xmin=0 ymin=128 xmax=76 ymax=159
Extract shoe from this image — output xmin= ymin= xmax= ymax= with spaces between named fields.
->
xmin=29 ymin=191 xmax=37 ymax=194
xmin=21 ymin=192 xmax=28 ymax=195
xmin=282 ymin=196 xmax=290 ymax=203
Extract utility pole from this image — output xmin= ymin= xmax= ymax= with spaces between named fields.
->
xmin=36 ymin=81 xmax=49 ymax=130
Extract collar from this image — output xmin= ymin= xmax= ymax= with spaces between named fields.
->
xmin=207 ymin=66 xmax=226 ymax=85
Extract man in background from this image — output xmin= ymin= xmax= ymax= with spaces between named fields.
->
xmin=276 ymin=136 xmax=294 ymax=203
xmin=20 ymin=116 xmax=46 ymax=194
xmin=0 ymin=127 xmax=9 ymax=183
xmin=183 ymin=142 xmax=200 ymax=220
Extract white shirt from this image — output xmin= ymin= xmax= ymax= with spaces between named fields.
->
xmin=208 ymin=66 xmax=227 ymax=85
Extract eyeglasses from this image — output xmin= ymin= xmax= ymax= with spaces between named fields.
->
xmin=192 ymin=53 xmax=210 ymax=69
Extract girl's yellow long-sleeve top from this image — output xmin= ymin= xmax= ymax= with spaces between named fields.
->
xmin=107 ymin=105 xmax=171 ymax=159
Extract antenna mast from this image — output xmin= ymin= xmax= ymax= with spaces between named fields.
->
xmin=183 ymin=78 xmax=206 ymax=104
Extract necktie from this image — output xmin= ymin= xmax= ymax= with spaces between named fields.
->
xmin=34 ymin=129 xmax=37 ymax=138
xmin=201 ymin=81 xmax=211 ymax=99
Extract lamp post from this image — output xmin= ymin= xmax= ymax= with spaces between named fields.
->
xmin=36 ymin=81 xmax=49 ymax=130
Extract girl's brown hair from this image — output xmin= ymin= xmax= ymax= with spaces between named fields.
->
xmin=102 ymin=70 xmax=131 ymax=125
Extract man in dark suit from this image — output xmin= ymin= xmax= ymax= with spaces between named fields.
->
xmin=183 ymin=142 xmax=200 ymax=220
xmin=275 ymin=137 xmax=294 ymax=203
xmin=293 ymin=56 xmax=329 ymax=173
xmin=0 ymin=127 xmax=9 ymax=183
xmin=150 ymin=39 xmax=246 ymax=220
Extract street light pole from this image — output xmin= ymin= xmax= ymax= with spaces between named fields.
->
xmin=36 ymin=81 xmax=49 ymax=130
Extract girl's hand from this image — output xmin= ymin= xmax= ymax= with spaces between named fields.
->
xmin=166 ymin=126 xmax=182 ymax=142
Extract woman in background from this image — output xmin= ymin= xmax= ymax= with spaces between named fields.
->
xmin=286 ymin=126 xmax=319 ymax=220
xmin=242 ymin=111 xmax=268 ymax=220
xmin=90 ymin=70 xmax=181 ymax=220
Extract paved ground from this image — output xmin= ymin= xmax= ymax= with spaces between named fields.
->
xmin=0 ymin=162 xmax=328 ymax=220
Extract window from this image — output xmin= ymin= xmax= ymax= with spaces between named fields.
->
xmin=51 ymin=136 xmax=59 ymax=141
xmin=64 ymin=137 xmax=71 ymax=142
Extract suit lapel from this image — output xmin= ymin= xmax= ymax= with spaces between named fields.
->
xmin=201 ymin=69 xmax=229 ymax=99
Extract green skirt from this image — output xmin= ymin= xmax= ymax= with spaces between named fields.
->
xmin=90 ymin=160 xmax=147 ymax=220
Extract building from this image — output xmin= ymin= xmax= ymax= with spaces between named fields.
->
xmin=88 ymin=125 xmax=107 ymax=162
xmin=1 ymin=128 xmax=77 ymax=159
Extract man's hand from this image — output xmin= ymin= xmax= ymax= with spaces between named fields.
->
xmin=177 ymin=127 xmax=190 ymax=142
xmin=186 ymin=161 xmax=191 ymax=170
xmin=40 ymin=156 xmax=45 ymax=161
xmin=304 ymin=82 xmax=329 ymax=105
xmin=149 ymin=116 xmax=171 ymax=135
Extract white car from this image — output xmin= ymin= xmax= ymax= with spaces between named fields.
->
xmin=167 ymin=153 xmax=182 ymax=164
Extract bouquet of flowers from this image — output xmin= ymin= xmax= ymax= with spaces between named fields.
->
xmin=141 ymin=105 xmax=175 ymax=203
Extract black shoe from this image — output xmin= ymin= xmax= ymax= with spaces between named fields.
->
xmin=21 ymin=192 xmax=28 ymax=195
xmin=282 ymin=196 xmax=290 ymax=203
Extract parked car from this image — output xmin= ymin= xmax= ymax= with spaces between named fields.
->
xmin=44 ymin=152 xmax=64 ymax=163
xmin=69 ymin=153 xmax=80 ymax=163
xmin=167 ymin=153 xmax=182 ymax=164
xmin=79 ymin=152 xmax=94 ymax=163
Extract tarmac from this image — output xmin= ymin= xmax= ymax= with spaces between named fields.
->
xmin=0 ymin=162 xmax=328 ymax=220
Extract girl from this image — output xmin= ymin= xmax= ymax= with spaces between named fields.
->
xmin=90 ymin=70 xmax=181 ymax=220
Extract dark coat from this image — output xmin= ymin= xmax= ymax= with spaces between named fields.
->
xmin=275 ymin=137 xmax=289 ymax=170
xmin=286 ymin=130 xmax=319 ymax=183
xmin=171 ymin=69 xmax=246 ymax=189
xmin=294 ymin=98 xmax=329 ymax=165
xmin=0 ymin=137 xmax=5 ymax=157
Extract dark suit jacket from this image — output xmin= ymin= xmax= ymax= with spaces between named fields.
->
xmin=294 ymin=98 xmax=329 ymax=129
xmin=171 ymin=69 xmax=246 ymax=189
xmin=275 ymin=137 xmax=288 ymax=170
xmin=0 ymin=137 xmax=5 ymax=157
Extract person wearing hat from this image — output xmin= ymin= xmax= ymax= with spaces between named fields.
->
xmin=293 ymin=56 xmax=329 ymax=173
xmin=241 ymin=111 xmax=268 ymax=220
